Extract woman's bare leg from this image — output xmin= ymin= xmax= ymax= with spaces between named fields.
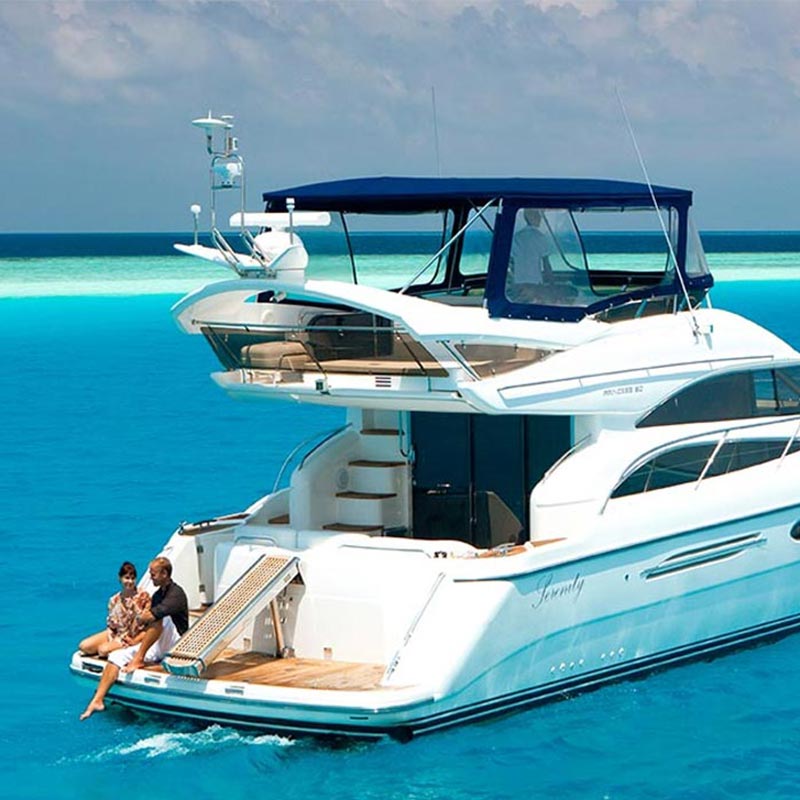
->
xmin=97 ymin=639 xmax=124 ymax=658
xmin=78 ymin=630 xmax=109 ymax=655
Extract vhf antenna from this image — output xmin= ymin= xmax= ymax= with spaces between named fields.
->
xmin=615 ymin=87 xmax=702 ymax=337
xmin=431 ymin=86 xmax=442 ymax=177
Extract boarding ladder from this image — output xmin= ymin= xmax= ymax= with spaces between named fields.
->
xmin=163 ymin=554 xmax=300 ymax=678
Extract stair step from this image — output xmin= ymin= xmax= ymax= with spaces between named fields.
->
xmin=349 ymin=459 xmax=405 ymax=468
xmin=267 ymin=513 xmax=290 ymax=525
xmin=361 ymin=428 xmax=399 ymax=436
xmin=323 ymin=523 xmax=384 ymax=533
xmin=336 ymin=491 xmax=396 ymax=500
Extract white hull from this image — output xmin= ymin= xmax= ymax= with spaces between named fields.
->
xmin=72 ymin=501 xmax=800 ymax=738
xmin=82 ymin=153 xmax=800 ymax=738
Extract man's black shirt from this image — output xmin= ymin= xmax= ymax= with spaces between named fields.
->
xmin=151 ymin=581 xmax=189 ymax=635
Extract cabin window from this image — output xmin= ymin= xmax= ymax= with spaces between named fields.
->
xmin=639 ymin=372 xmax=754 ymax=427
xmin=754 ymin=366 xmax=800 ymax=415
xmin=706 ymin=439 xmax=800 ymax=476
xmin=639 ymin=366 xmax=800 ymax=428
xmin=612 ymin=444 xmax=715 ymax=497
xmin=612 ymin=438 xmax=800 ymax=498
xmin=451 ymin=343 xmax=551 ymax=378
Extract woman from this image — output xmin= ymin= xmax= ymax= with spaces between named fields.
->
xmin=78 ymin=561 xmax=152 ymax=657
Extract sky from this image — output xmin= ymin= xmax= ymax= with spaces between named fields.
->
xmin=3 ymin=0 xmax=800 ymax=232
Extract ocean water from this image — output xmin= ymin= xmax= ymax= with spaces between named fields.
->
xmin=4 ymin=233 xmax=800 ymax=799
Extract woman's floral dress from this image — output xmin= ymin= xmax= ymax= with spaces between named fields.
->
xmin=107 ymin=590 xmax=152 ymax=642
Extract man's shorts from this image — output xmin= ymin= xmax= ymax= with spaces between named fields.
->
xmin=108 ymin=617 xmax=180 ymax=669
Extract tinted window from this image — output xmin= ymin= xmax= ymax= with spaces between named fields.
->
xmin=640 ymin=372 xmax=754 ymax=427
xmin=706 ymin=439 xmax=800 ymax=476
xmin=753 ymin=369 xmax=778 ymax=414
xmin=753 ymin=366 xmax=800 ymax=415
xmin=640 ymin=366 xmax=800 ymax=428
xmin=776 ymin=366 xmax=800 ymax=414
xmin=613 ymin=438 xmax=800 ymax=499
xmin=612 ymin=444 xmax=715 ymax=498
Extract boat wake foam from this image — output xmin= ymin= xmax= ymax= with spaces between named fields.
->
xmin=84 ymin=725 xmax=294 ymax=761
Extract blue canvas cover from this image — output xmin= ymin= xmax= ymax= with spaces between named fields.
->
xmin=262 ymin=176 xmax=692 ymax=213
xmin=261 ymin=176 xmax=708 ymax=322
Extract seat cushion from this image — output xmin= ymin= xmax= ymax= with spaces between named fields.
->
xmin=240 ymin=341 xmax=307 ymax=369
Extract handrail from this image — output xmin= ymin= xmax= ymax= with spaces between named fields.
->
xmin=197 ymin=320 xmax=404 ymax=334
xmin=632 ymin=413 xmax=800 ymax=471
xmin=272 ymin=423 xmax=351 ymax=493
xmin=540 ymin=433 xmax=592 ymax=485
xmin=397 ymin=412 xmax=413 ymax=461
xmin=694 ymin=432 xmax=727 ymax=489
xmin=778 ymin=418 xmax=800 ymax=468
xmin=382 ymin=572 xmax=446 ymax=683
xmin=297 ymin=423 xmax=353 ymax=472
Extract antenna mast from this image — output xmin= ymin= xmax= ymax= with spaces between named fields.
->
xmin=431 ymin=86 xmax=442 ymax=176
xmin=615 ymin=88 xmax=701 ymax=335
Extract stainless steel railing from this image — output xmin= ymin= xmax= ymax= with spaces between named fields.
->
xmin=272 ymin=423 xmax=352 ymax=493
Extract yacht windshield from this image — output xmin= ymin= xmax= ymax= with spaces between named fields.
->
xmin=686 ymin=216 xmax=710 ymax=278
xmin=303 ymin=211 xmax=455 ymax=290
xmin=505 ymin=206 xmax=677 ymax=308
xmin=487 ymin=201 xmax=710 ymax=322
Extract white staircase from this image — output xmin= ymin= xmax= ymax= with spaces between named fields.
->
xmin=323 ymin=414 xmax=411 ymax=535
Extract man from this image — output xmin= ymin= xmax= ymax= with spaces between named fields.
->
xmin=80 ymin=556 xmax=188 ymax=720
xmin=506 ymin=208 xmax=555 ymax=301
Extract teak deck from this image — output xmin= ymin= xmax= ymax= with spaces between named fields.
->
xmin=152 ymin=651 xmax=386 ymax=691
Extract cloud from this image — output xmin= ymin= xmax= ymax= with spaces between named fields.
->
xmin=2 ymin=0 xmax=800 ymax=230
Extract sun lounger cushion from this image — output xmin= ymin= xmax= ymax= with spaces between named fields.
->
xmin=240 ymin=341 xmax=308 ymax=370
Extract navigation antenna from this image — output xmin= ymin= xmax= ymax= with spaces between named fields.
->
xmin=615 ymin=88 xmax=702 ymax=337
xmin=431 ymin=86 xmax=442 ymax=176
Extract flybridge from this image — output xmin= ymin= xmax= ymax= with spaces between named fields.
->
xmin=177 ymin=114 xmax=713 ymax=323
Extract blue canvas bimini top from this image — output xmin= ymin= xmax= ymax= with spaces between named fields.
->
xmin=262 ymin=176 xmax=692 ymax=213
xmin=262 ymin=175 xmax=707 ymax=323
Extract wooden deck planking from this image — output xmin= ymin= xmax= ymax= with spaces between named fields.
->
xmin=154 ymin=652 xmax=386 ymax=690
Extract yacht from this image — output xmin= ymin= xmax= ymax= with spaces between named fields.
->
xmin=71 ymin=115 xmax=800 ymax=739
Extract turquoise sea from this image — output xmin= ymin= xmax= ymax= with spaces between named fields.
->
xmin=4 ymin=232 xmax=800 ymax=799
